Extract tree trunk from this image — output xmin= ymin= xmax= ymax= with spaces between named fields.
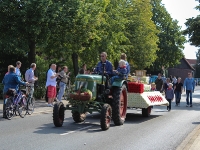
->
xmin=114 ymin=59 xmax=118 ymax=70
xmin=28 ymin=40 xmax=36 ymax=64
xmin=72 ymin=52 xmax=79 ymax=77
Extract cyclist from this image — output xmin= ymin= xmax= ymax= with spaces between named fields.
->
xmin=25 ymin=63 xmax=38 ymax=98
xmin=2 ymin=66 xmax=28 ymax=118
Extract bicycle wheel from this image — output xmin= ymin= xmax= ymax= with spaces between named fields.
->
xmin=18 ymin=96 xmax=27 ymax=118
xmin=5 ymin=98 xmax=14 ymax=120
xmin=27 ymin=97 xmax=35 ymax=115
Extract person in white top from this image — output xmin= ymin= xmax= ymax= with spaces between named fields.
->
xmin=46 ymin=64 xmax=59 ymax=107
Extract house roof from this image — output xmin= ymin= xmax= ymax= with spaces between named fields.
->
xmin=186 ymin=59 xmax=197 ymax=65
xmin=184 ymin=58 xmax=195 ymax=70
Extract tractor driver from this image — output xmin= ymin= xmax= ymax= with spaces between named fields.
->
xmin=95 ymin=52 xmax=113 ymax=76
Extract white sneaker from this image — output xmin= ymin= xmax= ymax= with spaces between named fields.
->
xmin=47 ymin=104 xmax=53 ymax=107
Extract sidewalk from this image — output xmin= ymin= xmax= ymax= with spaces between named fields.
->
xmin=176 ymin=86 xmax=200 ymax=150
xmin=0 ymin=99 xmax=69 ymax=119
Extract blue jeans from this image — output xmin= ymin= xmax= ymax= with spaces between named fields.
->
xmin=186 ymin=90 xmax=192 ymax=105
xmin=175 ymin=91 xmax=181 ymax=104
xmin=57 ymin=82 xmax=66 ymax=101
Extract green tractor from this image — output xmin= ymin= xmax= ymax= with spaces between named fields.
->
xmin=53 ymin=64 xmax=128 ymax=130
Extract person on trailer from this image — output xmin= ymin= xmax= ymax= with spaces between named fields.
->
xmin=120 ymin=53 xmax=130 ymax=78
xmin=57 ymin=66 xmax=70 ymax=101
xmin=25 ymin=63 xmax=38 ymax=98
xmin=2 ymin=66 xmax=28 ymax=118
xmin=110 ymin=59 xmax=127 ymax=85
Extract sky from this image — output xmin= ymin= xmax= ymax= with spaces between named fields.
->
xmin=161 ymin=0 xmax=199 ymax=59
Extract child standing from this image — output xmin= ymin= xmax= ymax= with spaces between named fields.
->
xmin=165 ymin=83 xmax=174 ymax=111
xmin=110 ymin=60 xmax=127 ymax=85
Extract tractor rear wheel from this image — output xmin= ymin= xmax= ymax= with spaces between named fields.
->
xmin=53 ymin=102 xmax=65 ymax=127
xmin=72 ymin=111 xmax=86 ymax=123
xmin=142 ymin=106 xmax=151 ymax=117
xmin=112 ymin=85 xmax=127 ymax=126
xmin=100 ymin=104 xmax=112 ymax=131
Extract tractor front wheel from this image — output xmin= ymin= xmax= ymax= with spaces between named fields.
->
xmin=112 ymin=85 xmax=127 ymax=126
xmin=53 ymin=102 xmax=65 ymax=127
xmin=72 ymin=111 xmax=86 ymax=123
xmin=142 ymin=106 xmax=151 ymax=117
xmin=100 ymin=104 xmax=112 ymax=131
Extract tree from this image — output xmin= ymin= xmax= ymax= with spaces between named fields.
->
xmin=124 ymin=0 xmax=159 ymax=69
xmin=184 ymin=6 xmax=200 ymax=47
xmin=150 ymin=0 xmax=186 ymax=72
xmin=0 ymin=0 xmax=79 ymax=65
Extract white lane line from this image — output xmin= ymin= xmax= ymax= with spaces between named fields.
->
xmin=60 ymin=125 xmax=93 ymax=136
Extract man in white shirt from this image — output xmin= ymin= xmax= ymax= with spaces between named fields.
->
xmin=16 ymin=61 xmax=22 ymax=76
xmin=46 ymin=64 xmax=59 ymax=107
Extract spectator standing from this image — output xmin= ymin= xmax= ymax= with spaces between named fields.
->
xmin=46 ymin=64 xmax=58 ymax=107
xmin=155 ymin=73 xmax=163 ymax=92
xmin=172 ymin=76 xmax=177 ymax=88
xmin=183 ymin=72 xmax=195 ymax=107
xmin=174 ymin=77 xmax=183 ymax=106
xmin=79 ymin=64 xmax=87 ymax=74
xmin=150 ymin=83 xmax=156 ymax=91
xmin=15 ymin=61 xmax=22 ymax=77
xmin=2 ymin=66 xmax=27 ymax=118
xmin=165 ymin=83 xmax=174 ymax=111
xmin=169 ymin=75 xmax=173 ymax=83
xmin=25 ymin=63 xmax=38 ymax=97
xmin=120 ymin=53 xmax=130 ymax=78
xmin=45 ymin=64 xmax=52 ymax=102
xmin=57 ymin=66 xmax=70 ymax=101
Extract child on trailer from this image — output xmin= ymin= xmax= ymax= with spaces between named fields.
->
xmin=150 ymin=83 xmax=156 ymax=91
xmin=165 ymin=83 xmax=174 ymax=111
xmin=110 ymin=59 xmax=127 ymax=85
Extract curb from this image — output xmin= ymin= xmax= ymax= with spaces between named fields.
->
xmin=176 ymin=124 xmax=200 ymax=150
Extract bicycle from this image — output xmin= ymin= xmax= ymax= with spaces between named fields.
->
xmin=5 ymin=89 xmax=27 ymax=120
xmin=25 ymin=85 xmax=35 ymax=115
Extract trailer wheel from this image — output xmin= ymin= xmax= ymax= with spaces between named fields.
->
xmin=112 ymin=85 xmax=127 ymax=126
xmin=53 ymin=102 xmax=65 ymax=127
xmin=100 ymin=104 xmax=112 ymax=131
xmin=72 ymin=111 xmax=86 ymax=123
xmin=142 ymin=106 xmax=151 ymax=117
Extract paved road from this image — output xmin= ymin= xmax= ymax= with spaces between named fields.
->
xmin=0 ymin=88 xmax=200 ymax=150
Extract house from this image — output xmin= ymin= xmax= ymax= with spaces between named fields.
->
xmin=167 ymin=58 xmax=195 ymax=82
xmin=186 ymin=59 xmax=197 ymax=67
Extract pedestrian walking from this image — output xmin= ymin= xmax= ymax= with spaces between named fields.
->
xmin=183 ymin=72 xmax=195 ymax=107
xmin=155 ymin=73 xmax=163 ymax=92
xmin=15 ymin=61 xmax=22 ymax=77
xmin=174 ymin=77 xmax=183 ymax=106
xmin=45 ymin=64 xmax=58 ymax=107
xmin=165 ymin=83 xmax=174 ymax=111
xmin=45 ymin=64 xmax=52 ymax=102
xmin=57 ymin=66 xmax=70 ymax=101
xmin=2 ymin=66 xmax=28 ymax=118
xmin=25 ymin=63 xmax=38 ymax=97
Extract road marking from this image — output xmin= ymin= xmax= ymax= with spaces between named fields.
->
xmin=60 ymin=125 xmax=93 ymax=136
